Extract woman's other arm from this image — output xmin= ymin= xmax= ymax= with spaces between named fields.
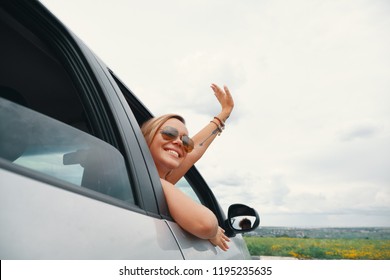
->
xmin=160 ymin=178 xmax=230 ymax=250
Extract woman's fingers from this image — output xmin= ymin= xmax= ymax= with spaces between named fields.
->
xmin=218 ymin=227 xmax=230 ymax=251
xmin=209 ymin=226 xmax=231 ymax=251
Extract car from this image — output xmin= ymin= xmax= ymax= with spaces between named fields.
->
xmin=0 ymin=0 xmax=259 ymax=260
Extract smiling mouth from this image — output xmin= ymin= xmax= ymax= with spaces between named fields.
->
xmin=166 ymin=149 xmax=180 ymax=158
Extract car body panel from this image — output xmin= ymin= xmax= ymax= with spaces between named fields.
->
xmin=167 ymin=221 xmax=251 ymax=260
xmin=0 ymin=167 xmax=183 ymax=260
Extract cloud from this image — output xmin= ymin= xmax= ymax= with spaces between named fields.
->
xmin=338 ymin=122 xmax=383 ymax=142
xmin=148 ymin=51 xmax=247 ymax=117
xmin=299 ymin=136 xmax=390 ymax=186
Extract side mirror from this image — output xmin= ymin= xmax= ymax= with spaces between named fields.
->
xmin=224 ymin=204 xmax=260 ymax=237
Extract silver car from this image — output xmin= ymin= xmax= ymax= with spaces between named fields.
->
xmin=0 ymin=0 xmax=259 ymax=259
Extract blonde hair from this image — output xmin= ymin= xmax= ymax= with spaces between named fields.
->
xmin=141 ymin=114 xmax=186 ymax=147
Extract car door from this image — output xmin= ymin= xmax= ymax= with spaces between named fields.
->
xmin=0 ymin=0 xmax=182 ymax=259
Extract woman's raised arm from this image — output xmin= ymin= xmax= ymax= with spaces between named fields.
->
xmin=166 ymin=84 xmax=234 ymax=184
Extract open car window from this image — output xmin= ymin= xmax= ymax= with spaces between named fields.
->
xmin=176 ymin=177 xmax=202 ymax=204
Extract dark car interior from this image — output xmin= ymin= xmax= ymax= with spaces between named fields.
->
xmin=0 ymin=7 xmax=89 ymax=133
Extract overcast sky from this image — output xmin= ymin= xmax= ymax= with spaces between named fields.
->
xmin=40 ymin=0 xmax=390 ymax=227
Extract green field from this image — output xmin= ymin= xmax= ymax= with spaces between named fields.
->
xmin=244 ymin=236 xmax=390 ymax=259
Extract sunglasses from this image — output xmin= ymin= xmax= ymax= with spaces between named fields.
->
xmin=160 ymin=126 xmax=194 ymax=153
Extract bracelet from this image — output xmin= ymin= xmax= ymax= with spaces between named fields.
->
xmin=213 ymin=116 xmax=225 ymax=128
xmin=210 ymin=120 xmax=223 ymax=134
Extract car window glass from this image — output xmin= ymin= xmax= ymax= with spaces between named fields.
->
xmin=0 ymin=98 xmax=135 ymax=204
xmin=176 ymin=177 xmax=201 ymax=204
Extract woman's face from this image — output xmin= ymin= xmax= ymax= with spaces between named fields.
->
xmin=149 ymin=118 xmax=190 ymax=177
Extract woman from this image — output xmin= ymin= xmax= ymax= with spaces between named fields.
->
xmin=141 ymin=84 xmax=234 ymax=251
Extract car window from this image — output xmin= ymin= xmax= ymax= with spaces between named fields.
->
xmin=0 ymin=98 xmax=135 ymax=204
xmin=176 ymin=177 xmax=202 ymax=204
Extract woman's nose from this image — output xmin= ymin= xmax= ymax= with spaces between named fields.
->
xmin=172 ymin=137 xmax=183 ymax=146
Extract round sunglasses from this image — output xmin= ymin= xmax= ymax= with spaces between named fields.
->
xmin=160 ymin=126 xmax=194 ymax=153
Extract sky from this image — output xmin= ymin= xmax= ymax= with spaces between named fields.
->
xmin=40 ymin=0 xmax=390 ymax=227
